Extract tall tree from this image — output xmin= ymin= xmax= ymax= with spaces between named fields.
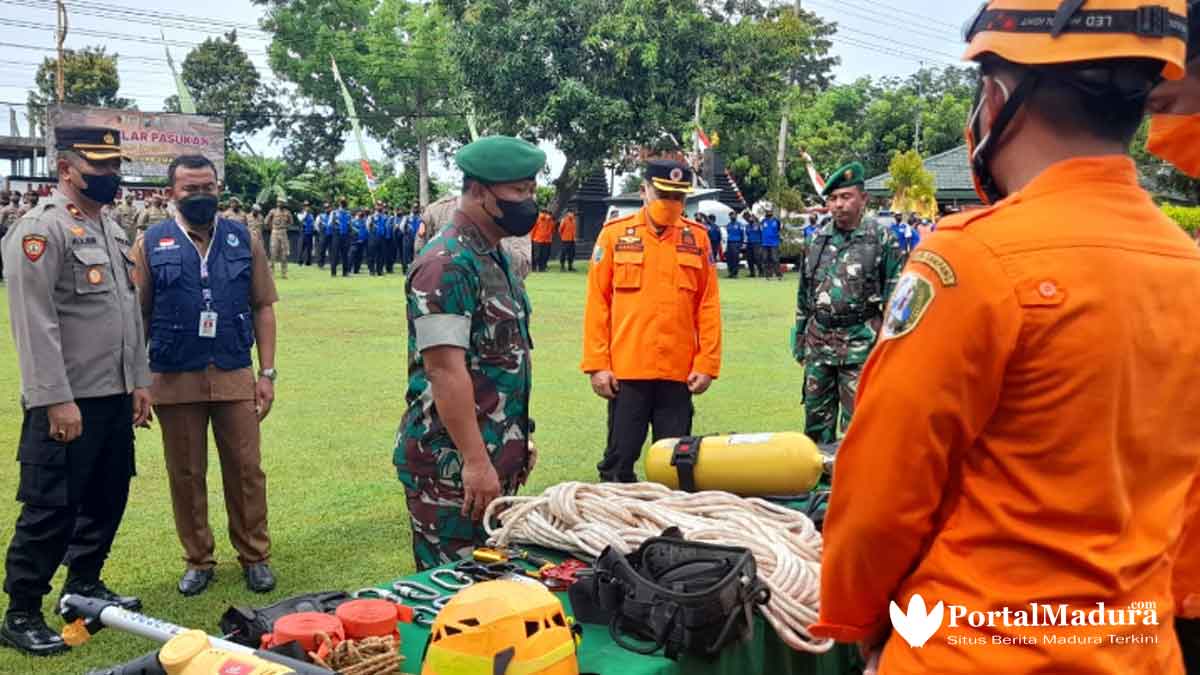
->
xmin=444 ymin=0 xmax=814 ymax=213
xmin=259 ymin=0 xmax=466 ymax=207
xmin=163 ymin=31 xmax=278 ymax=152
xmin=27 ymin=46 xmax=132 ymax=135
xmin=790 ymin=65 xmax=976 ymax=197
xmin=271 ymin=103 xmax=351 ymax=176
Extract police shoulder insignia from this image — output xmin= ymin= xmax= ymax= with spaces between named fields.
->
xmin=69 ymin=225 xmax=86 ymax=237
xmin=909 ymin=249 xmax=956 ymax=287
xmin=65 ymin=203 xmax=84 ymax=221
xmin=22 ymin=234 xmax=47 ymax=262
xmin=881 ymin=272 xmax=935 ymax=341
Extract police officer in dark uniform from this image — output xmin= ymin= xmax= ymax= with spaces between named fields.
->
xmin=0 ymin=126 xmax=151 ymax=656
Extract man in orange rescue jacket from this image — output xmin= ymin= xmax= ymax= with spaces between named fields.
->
xmin=531 ymin=210 xmax=555 ymax=273
xmin=812 ymin=2 xmax=1200 ymax=674
xmin=1151 ymin=2 xmax=1200 ymax=670
xmin=581 ymin=160 xmax=721 ymax=483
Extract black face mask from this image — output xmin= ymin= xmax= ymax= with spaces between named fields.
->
xmin=177 ymin=194 xmax=219 ymax=228
xmin=486 ymin=188 xmax=539 ymax=237
xmin=79 ymin=172 xmax=121 ymax=205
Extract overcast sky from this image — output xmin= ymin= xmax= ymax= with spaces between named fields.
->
xmin=0 ymin=0 xmax=976 ymax=182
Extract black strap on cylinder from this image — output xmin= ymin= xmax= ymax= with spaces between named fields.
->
xmin=670 ymin=437 xmax=703 ymax=492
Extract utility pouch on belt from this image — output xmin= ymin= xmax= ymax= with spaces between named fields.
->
xmin=219 ymin=591 xmax=351 ymax=647
xmin=569 ymin=529 xmax=769 ymax=660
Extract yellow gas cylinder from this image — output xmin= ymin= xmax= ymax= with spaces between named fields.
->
xmin=158 ymin=630 xmax=295 ymax=675
xmin=643 ymin=432 xmax=824 ymax=496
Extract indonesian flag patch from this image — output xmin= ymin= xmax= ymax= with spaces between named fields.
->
xmin=22 ymin=235 xmax=47 ymax=263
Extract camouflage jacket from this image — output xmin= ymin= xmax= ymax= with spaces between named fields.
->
xmin=793 ymin=216 xmax=904 ymax=366
xmin=397 ymin=218 xmax=533 ymax=492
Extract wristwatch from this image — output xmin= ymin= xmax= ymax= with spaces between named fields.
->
xmin=258 ymin=368 xmax=278 ymax=382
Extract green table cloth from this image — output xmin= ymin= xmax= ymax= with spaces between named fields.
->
xmin=381 ymin=563 xmax=862 ymax=675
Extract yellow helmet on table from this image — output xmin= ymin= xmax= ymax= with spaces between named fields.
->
xmin=422 ymin=580 xmax=579 ymax=675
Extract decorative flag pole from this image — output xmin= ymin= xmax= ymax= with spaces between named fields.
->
xmin=331 ymin=56 xmax=379 ymax=202
xmin=162 ymin=32 xmax=197 ymax=114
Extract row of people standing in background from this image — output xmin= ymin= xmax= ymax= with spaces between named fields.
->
xmin=701 ymin=209 xmax=784 ymax=279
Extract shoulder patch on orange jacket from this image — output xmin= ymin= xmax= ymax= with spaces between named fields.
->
xmin=881 ymin=271 xmax=936 ymax=341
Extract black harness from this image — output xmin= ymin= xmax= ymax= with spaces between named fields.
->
xmin=570 ymin=530 xmax=770 ymax=660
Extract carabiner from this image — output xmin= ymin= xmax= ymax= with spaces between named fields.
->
xmin=432 ymin=595 xmax=453 ymax=609
xmin=391 ymin=580 xmax=441 ymax=602
xmin=412 ymin=605 xmax=439 ymax=627
xmin=353 ymin=587 xmax=404 ymax=604
xmin=429 ymin=568 xmax=473 ymax=591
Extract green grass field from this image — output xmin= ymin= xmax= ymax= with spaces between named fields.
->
xmin=0 ymin=263 xmax=803 ymax=673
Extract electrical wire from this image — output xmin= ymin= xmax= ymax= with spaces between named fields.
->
xmin=805 ymin=0 xmax=964 ymax=48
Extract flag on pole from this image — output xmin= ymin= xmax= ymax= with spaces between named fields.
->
xmin=331 ymin=56 xmax=378 ymax=196
xmin=162 ymin=32 xmax=197 ymax=114
xmin=802 ymin=151 xmax=826 ymax=198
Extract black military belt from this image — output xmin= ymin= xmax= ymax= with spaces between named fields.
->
xmin=813 ymin=307 xmax=880 ymax=329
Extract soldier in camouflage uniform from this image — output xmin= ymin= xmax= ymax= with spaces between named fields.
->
xmin=396 ymin=136 xmax=545 ymax=570
xmin=421 ymin=193 xmax=533 ymax=280
xmin=792 ymin=162 xmax=904 ymax=444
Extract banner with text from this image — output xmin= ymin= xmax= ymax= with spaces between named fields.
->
xmin=47 ymin=105 xmax=225 ymax=180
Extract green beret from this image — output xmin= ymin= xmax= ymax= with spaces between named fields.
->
xmin=821 ymin=161 xmax=866 ymax=197
xmin=455 ymin=136 xmax=546 ymax=184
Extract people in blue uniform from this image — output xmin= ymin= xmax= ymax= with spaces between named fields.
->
xmin=705 ymin=214 xmax=723 ymax=263
xmin=331 ymin=199 xmax=352 ymax=277
xmin=744 ymin=212 xmax=762 ymax=277
xmin=298 ymin=202 xmax=316 ymax=266
xmin=760 ymin=209 xmax=782 ymax=280
xmin=725 ymin=213 xmax=744 ymax=278
xmin=889 ymin=211 xmax=921 ymax=257
xmin=350 ymin=210 xmax=369 ymax=274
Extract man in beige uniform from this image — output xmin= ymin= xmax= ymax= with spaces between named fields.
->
xmin=223 ymin=197 xmax=247 ymax=225
xmin=266 ymin=198 xmax=293 ymax=279
xmin=420 ymin=194 xmax=533 ymax=279
xmin=0 ymin=126 xmax=151 ymax=656
xmin=114 ymin=193 xmax=140 ymax=242
xmin=136 ymin=194 xmax=168 ymax=233
xmin=131 ymin=154 xmax=278 ymax=597
xmin=247 ymin=204 xmax=266 ymax=247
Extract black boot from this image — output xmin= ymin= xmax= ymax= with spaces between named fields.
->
xmin=60 ymin=578 xmax=141 ymax=612
xmin=0 ymin=610 xmax=69 ymax=656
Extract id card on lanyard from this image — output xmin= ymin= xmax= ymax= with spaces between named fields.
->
xmin=183 ymin=221 xmax=219 ymax=339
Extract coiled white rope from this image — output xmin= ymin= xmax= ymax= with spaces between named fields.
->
xmin=483 ymin=481 xmax=834 ymax=654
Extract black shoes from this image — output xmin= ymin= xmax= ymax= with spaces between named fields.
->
xmin=0 ymin=611 xmax=68 ymax=657
xmin=60 ymin=579 xmax=141 ymax=612
xmin=244 ymin=563 xmax=276 ymax=594
xmin=178 ymin=568 xmax=215 ymax=597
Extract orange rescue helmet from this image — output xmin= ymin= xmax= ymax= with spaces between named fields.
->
xmin=962 ymin=0 xmax=1190 ymax=80
xmin=421 ymin=579 xmax=579 ymax=675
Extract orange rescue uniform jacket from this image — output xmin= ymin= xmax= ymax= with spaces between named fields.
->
xmin=532 ymin=213 xmax=556 ymax=244
xmin=559 ymin=213 xmax=577 ymax=242
xmin=812 ymin=157 xmax=1200 ymax=674
xmin=581 ymin=208 xmax=721 ymax=382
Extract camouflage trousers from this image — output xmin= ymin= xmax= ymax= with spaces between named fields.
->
xmin=403 ymin=478 xmax=518 ymax=571
xmin=802 ymin=362 xmax=862 ymax=445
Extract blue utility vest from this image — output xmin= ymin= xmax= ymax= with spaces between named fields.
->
xmin=335 ymin=209 xmax=352 ymax=236
xmin=145 ymin=219 xmax=254 ymax=373
xmin=301 ymin=212 xmax=314 ymax=234
xmin=726 ymin=221 xmax=744 ymax=243
xmin=371 ymin=213 xmax=390 ymax=240
xmin=745 ymin=223 xmax=763 ymax=245
xmin=353 ymin=218 xmax=368 ymax=242
xmin=320 ymin=213 xmax=333 ymax=235
xmin=761 ymin=218 xmax=781 ymax=248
